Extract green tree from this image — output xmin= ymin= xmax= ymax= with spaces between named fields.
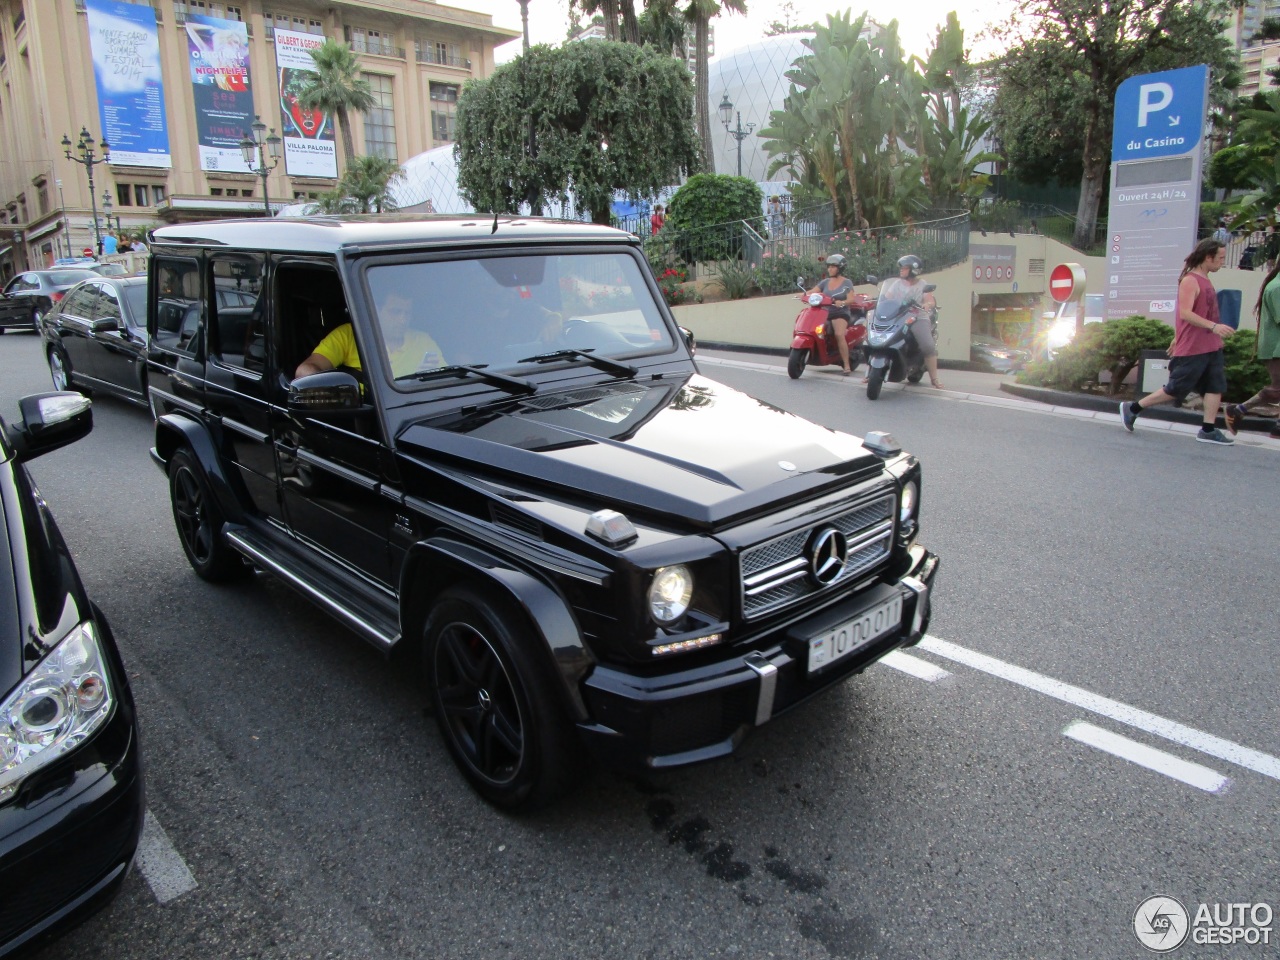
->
xmin=759 ymin=12 xmax=995 ymax=228
xmin=297 ymin=38 xmax=377 ymax=167
xmin=455 ymin=41 xmax=700 ymax=224
xmin=316 ymin=155 xmax=405 ymax=213
xmin=1215 ymin=90 xmax=1280 ymax=224
xmin=764 ymin=0 xmax=813 ymax=36
xmin=990 ymin=0 xmax=1239 ymax=248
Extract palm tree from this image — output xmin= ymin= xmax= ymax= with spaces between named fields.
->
xmin=685 ymin=0 xmax=747 ymax=172
xmin=296 ymin=38 xmax=376 ymax=168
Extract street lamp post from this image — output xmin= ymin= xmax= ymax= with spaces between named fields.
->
xmin=62 ymin=127 xmax=110 ymax=255
xmin=56 ymin=179 xmax=72 ymax=259
xmin=718 ymin=95 xmax=755 ymax=178
xmin=102 ymin=192 xmax=122 ymax=234
xmin=239 ymin=116 xmax=282 ymax=217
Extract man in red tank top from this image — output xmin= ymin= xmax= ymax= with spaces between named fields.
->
xmin=1119 ymin=239 xmax=1236 ymax=444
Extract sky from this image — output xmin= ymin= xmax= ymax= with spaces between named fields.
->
xmin=457 ymin=0 xmax=1018 ymax=65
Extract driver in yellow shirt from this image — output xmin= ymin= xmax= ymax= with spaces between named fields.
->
xmin=295 ymin=291 xmax=446 ymax=380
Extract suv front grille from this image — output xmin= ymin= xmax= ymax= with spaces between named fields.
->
xmin=739 ymin=494 xmax=895 ymax=619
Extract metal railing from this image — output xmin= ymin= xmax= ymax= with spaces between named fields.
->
xmin=416 ymin=51 xmax=472 ymax=69
xmin=350 ymin=38 xmax=405 ymax=58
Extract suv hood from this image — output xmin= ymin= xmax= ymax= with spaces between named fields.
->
xmin=397 ymin=375 xmax=885 ymax=529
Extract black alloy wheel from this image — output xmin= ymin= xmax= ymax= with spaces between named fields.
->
xmin=424 ymin=587 xmax=579 ymax=810
xmin=866 ymin=365 xmax=885 ymax=400
xmin=168 ymin=449 xmax=249 ymax=582
xmin=787 ymin=347 xmax=808 ymax=379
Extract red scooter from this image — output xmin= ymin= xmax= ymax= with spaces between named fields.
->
xmin=786 ymin=276 xmax=877 ymax=379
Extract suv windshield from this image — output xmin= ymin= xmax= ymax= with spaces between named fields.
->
xmin=365 ymin=252 xmax=673 ymax=384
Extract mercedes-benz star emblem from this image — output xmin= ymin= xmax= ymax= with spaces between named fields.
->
xmin=807 ymin=527 xmax=848 ymax=585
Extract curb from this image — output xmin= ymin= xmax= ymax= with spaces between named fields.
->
xmin=998 ymin=382 xmax=1277 ymax=433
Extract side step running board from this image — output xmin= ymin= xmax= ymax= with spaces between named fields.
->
xmin=226 ymin=527 xmax=401 ymax=653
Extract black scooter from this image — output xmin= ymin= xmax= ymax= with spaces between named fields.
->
xmin=863 ymin=282 xmax=938 ymax=400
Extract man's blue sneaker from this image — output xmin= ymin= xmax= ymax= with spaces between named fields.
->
xmin=1120 ymin=401 xmax=1137 ymax=432
xmin=1196 ymin=427 xmax=1234 ymax=445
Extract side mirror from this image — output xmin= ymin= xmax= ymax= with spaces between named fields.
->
xmin=923 ymin=283 xmax=937 ymax=293
xmin=7 ymin=392 xmax=93 ymax=461
xmin=90 ymin=317 xmax=120 ymax=333
xmin=288 ymin=371 xmax=363 ymax=413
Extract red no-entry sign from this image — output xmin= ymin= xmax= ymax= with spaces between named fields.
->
xmin=1049 ymin=263 xmax=1086 ymax=303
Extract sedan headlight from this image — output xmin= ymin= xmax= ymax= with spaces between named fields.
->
xmin=899 ymin=480 xmax=919 ymax=525
xmin=648 ymin=565 xmax=693 ymax=624
xmin=0 ymin=622 xmax=114 ymax=803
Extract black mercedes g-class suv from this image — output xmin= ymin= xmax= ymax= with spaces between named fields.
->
xmin=145 ymin=216 xmax=938 ymax=809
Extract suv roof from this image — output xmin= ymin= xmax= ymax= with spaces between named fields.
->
xmin=150 ymin=215 xmax=638 ymax=256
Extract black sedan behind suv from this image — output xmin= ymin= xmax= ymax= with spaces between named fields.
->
xmin=42 ymin=275 xmax=150 ymax=407
xmin=0 ymin=392 xmax=144 ymax=953
xmin=146 ymin=216 xmax=938 ymax=810
xmin=0 ymin=269 xmax=99 ymax=333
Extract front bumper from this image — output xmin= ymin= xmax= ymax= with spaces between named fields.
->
xmin=579 ymin=544 xmax=939 ymax=772
xmin=0 ymin=614 xmax=145 ymax=957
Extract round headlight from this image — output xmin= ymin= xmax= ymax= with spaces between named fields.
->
xmin=900 ymin=480 xmax=919 ymax=524
xmin=648 ymin=565 xmax=693 ymax=624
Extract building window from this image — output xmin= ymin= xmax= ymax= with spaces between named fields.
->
xmin=134 ymin=184 xmax=149 ymax=206
xmin=210 ymin=188 xmax=224 ymax=196
xmin=265 ymin=12 xmax=323 ymax=35
xmin=430 ymin=82 xmax=458 ymax=143
xmin=37 ymin=184 xmax=49 ymax=216
xmin=117 ymin=184 xmax=132 ymax=206
xmin=416 ymin=38 xmax=467 ymax=68
xmin=363 ymin=73 xmax=397 ymax=160
xmin=347 ymin=25 xmax=396 ymax=56
xmin=153 ymin=185 xmax=167 ymax=204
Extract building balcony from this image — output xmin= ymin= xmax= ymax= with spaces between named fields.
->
xmin=416 ymin=51 xmax=472 ymax=70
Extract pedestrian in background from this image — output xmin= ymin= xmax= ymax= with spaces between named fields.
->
xmin=101 ymin=230 xmax=118 ymax=256
xmin=1225 ymin=260 xmax=1280 ymax=439
xmin=1119 ymin=238 xmax=1236 ymax=445
xmin=768 ymin=196 xmax=784 ymax=238
xmin=650 ymin=204 xmax=665 ymax=236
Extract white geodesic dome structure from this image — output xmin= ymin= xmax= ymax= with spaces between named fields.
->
xmin=706 ymin=33 xmax=812 ymax=182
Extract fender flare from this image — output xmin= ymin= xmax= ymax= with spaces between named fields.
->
xmin=400 ymin=538 xmax=594 ymax=722
xmin=153 ymin=413 xmax=246 ymax=525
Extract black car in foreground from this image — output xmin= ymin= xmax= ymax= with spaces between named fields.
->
xmin=41 ymin=276 xmax=150 ymax=407
xmin=0 ymin=392 xmax=144 ymax=954
xmin=0 ymin=269 xmax=99 ymax=333
xmin=146 ymin=215 xmax=938 ymax=810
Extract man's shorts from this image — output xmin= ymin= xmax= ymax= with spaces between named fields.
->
xmin=1165 ymin=349 xmax=1227 ymax=401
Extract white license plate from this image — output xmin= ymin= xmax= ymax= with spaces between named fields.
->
xmin=807 ymin=595 xmax=903 ymax=674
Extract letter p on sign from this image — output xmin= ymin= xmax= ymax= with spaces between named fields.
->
xmin=1138 ymin=83 xmax=1173 ymax=127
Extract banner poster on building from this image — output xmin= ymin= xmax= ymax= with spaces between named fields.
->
xmin=273 ymin=29 xmax=337 ymax=179
xmin=186 ymin=14 xmax=254 ymax=174
xmin=84 ymin=0 xmax=171 ymax=168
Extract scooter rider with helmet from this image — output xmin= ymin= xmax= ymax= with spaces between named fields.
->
xmin=807 ymin=253 xmax=856 ymax=375
xmin=877 ymin=254 xmax=942 ymax=389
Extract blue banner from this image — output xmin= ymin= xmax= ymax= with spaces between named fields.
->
xmin=85 ymin=0 xmax=171 ymax=168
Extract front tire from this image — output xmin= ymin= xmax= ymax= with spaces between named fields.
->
xmin=866 ymin=365 xmax=885 ymax=400
xmin=168 ymin=449 xmax=250 ymax=582
xmin=787 ymin=347 xmax=808 ymax=379
xmin=31 ymin=306 xmax=44 ymax=332
xmin=423 ymin=586 xmax=579 ymax=811
xmin=48 ymin=347 xmax=73 ymax=392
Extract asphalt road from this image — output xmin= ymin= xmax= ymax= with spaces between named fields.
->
xmin=5 ymin=332 xmax=1277 ymax=960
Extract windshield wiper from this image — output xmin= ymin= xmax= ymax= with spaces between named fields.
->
xmin=402 ymin=364 xmax=537 ymax=394
xmin=516 ymin=348 xmax=637 ymax=377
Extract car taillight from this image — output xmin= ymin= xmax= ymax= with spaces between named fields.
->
xmin=50 ymin=292 xmax=64 ymax=303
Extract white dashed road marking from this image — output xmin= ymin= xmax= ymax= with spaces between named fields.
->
xmin=919 ymin=635 xmax=1280 ymax=784
xmin=1063 ymin=721 xmax=1231 ymax=793
xmin=880 ymin=649 xmax=950 ymax=682
xmin=137 ymin=809 xmax=198 ymax=904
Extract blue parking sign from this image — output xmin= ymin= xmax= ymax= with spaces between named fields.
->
xmin=1111 ymin=65 xmax=1209 ymax=163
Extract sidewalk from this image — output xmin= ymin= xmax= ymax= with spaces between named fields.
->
xmin=999 ymin=381 xmax=1278 ymax=434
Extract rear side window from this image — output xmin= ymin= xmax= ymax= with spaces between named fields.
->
xmin=152 ymin=258 xmax=202 ymax=356
xmin=94 ymin=285 xmax=123 ymax=324
xmin=61 ymin=285 xmax=100 ymax=318
xmin=210 ymin=255 xmax=266 ymax=373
